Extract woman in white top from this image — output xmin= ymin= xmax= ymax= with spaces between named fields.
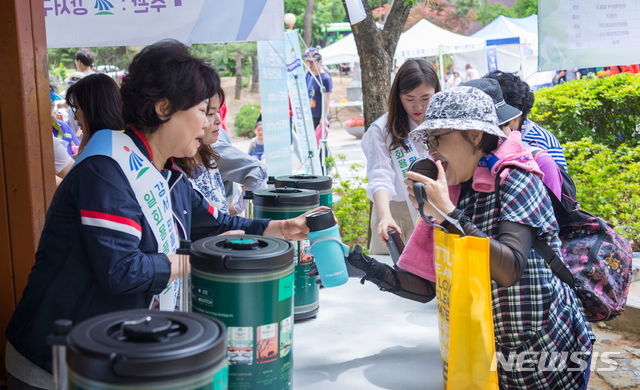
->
xmin=361 ymin=59 xmax=440 ymax=254
xmin=175 ymin=92 xmax=230 ymax=213
xmin=53 ymin=136 xmax=74 ymax=186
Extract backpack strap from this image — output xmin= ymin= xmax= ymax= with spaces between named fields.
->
xmin=494 ymin=169 xmax=576 ymax=289
xmin=532 ymin=240 xmax=576 ymax=289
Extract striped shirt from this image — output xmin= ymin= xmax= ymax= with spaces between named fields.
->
xmin=521 ymin=119 xmax=568 ymax=169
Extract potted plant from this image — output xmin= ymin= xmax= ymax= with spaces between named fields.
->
xmin=344 ymin=117 xmax=365 ymax=139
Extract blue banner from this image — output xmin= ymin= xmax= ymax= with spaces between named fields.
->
xmin=486 ymin=45 xmax=498 ymax=72
xmin=258 ymin=41 xmax=292 ymax=176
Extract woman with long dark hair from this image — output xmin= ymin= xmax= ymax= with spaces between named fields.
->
xmin=361 ymin=59 xmax=441 ymax=254
xmin=174 ymin=91 xmax=229 ymax=213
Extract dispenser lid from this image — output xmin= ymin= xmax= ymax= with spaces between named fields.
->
xmin=190 ymin=235 xmax=294 ymax=274
xmin=66 ymin=310 xmax=226 ymax=383
xmin=274 ymin=174 xmax=332 ymax=191
xmin=252 ymin=188 xmax=319 ymax=207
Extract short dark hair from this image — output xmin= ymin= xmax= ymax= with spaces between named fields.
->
xmin=387 ymin=59 xmax=441 ymax=152
xmin=483 ymin=70 xmax=535 ymax=120
xmin=459 ymin=131 xmax=500 ymax=154
xmin=120 ymin=39 xmax=221 ymax=134
xmin=66 ymin=73 xmax=124 ymax=144
xmin=75 ymin=48 xmax=96 ymax=67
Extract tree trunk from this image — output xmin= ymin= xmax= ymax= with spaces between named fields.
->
xmin=345 ymin=0 xmax=412 ymax=130
xmin=250 ymin=55 xmax=259 ymax=93
xmin=234 ymin=50 xmax=242 ymax=100
xmin=343 ymin=0 xmax=412 ymax=248
xmin=303 ymin=0 xmax=315 ymax=47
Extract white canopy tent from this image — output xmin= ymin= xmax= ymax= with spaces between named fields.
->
xmin=319 ymin=33 xmax=359 ymax=65
xmin=395 ymin=19 xmax=485 ymax=86
xmin=452 ymin=15 xmax=555 ymax=89
xmin=320 ymin=19 xmax=485 ymax=86
xmin=394 ymin=19 xmax=485 ymax=59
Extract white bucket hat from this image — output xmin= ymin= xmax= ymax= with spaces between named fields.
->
xmin=409 ymin=86 xmax=507 ymax=144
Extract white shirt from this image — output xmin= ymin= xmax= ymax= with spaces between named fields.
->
xmin=53 ymin=136 xmax=72 ymax=174
xmin=361 ymin=114 xmax=430 ymax=202
xmin=466 ymin=67 xmax=480 ymax=81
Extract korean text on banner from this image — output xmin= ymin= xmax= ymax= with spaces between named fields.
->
xmin=258 ymin=41 xmax=292 ymax=177
xmin=45 ymin=0 xmax=284 ymax=48
xmin=434 ymin=229 xmax=498 ymax=390
xmin=538 ymin=0 xmax=640 ymax=71
xmin=284 ymin=31 xmax=321 ymax=175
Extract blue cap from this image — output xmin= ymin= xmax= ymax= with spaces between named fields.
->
xmin=50 ymin=89 xmax=64 ymax=102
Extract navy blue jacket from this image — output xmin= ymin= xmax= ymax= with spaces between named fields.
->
xmin=6 ymin=128 xmax=270 ymax=372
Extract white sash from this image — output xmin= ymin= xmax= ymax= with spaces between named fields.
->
xmin=373 ymin=115 xmax=422 ymax=224
xmin=75 ymin=130 xmax=179 ymax=310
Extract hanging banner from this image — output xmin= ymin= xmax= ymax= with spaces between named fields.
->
xmin=284 ymin=31 xmax=321 ymax=175
xmin=486 ymin=46 xmax=498 ymax=72
xmin=45 ymin=0 xmax=283 ymax=48
xmin=539 ymin=0 xmax=640 ymax=71
xmin=258 ymin=41 xmax=292 ymax=177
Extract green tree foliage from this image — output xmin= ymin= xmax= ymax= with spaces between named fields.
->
xmin=454 ymin=0 xmax=480 ymax=17
xmin=190 ymin=42 xmax=256 ymax=76
xmin=404 ymin=0 xmax=478 ymax=34
xmin=475 ymin=4 xmax=516 ymax=25
xmin=233 ymin=104 xmax=261 ymax=137
xmin=529 ymin=73 xmax=640 ymax=147
xmin=284 ymin=0 xmax=346 ymax=42
xmin=564 ymin=139 xmax=640 ymax=250
xmin=512 ymin=0 xmax=538 ymax=18
xmin=476 ymin=0 xmax=537 ymax=25
xmin=330 ymin=155 xmax=371 ymax=252
xmin=47 ymin=46 xmax=136 ymax=72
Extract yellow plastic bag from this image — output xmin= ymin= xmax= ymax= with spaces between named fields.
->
xmin=434 ymin=229 xmax=498 ymax=390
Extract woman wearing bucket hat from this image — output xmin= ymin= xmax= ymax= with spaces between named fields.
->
xmin=346 ymin=87 xmax=593 ymax=389
xmin=361 ymin=59 xmax=440 ymax=254
xmin=392 ymin=79 xmax=565 ymax=283
xmin=405 ymin=87 xmax=593 ymax=388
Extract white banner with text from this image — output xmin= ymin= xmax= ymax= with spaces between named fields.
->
xmin=45 ymin=0 xmax=284 ymax=47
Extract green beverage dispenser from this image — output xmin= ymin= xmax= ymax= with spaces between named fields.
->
xmin=190 ymin=235 xmax=295 ymax=390
xmin=274 ymin=174 xmax=333 ymax=207
xmin=66 ymin=309 xmax=228 ymax=390
xmin=253 ymin=188 xmax=321 ymax=321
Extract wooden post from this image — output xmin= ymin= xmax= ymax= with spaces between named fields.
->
xmin=0 ymin=0 xmax=54 ymax=373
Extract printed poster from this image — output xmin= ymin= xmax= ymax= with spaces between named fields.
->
xmin=539 ymin=0 xmax=640 ymax=70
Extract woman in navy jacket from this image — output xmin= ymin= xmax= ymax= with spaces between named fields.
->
xmin=5 ymin=40 xmax=313 ymax=389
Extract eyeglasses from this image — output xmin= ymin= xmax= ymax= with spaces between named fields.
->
xmin=423 ymin=129 xmax=458 ymax=150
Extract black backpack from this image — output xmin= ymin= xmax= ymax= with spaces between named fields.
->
xmin=496 ymin=164 xmax=634 ymax=322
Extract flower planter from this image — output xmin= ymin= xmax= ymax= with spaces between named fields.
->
xmin=345 ymin=125 xmax=365 ymax=139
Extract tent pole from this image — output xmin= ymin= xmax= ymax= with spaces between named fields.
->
xmin=438 ymin=46 xmax=445 ymax=90
xmin=519 ymin=41 xmax=525 ymax=77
